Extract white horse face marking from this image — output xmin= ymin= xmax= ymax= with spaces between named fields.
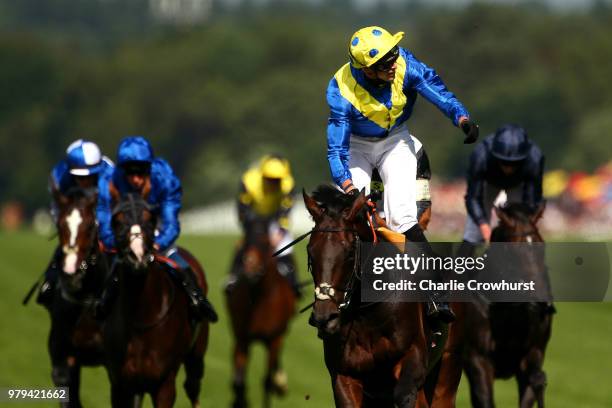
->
xmin=129 ymin=224 xmax=145 ymax=263
xmin=63 ymin=208 xmax=83 ymax=274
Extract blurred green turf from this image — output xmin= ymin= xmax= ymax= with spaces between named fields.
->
xmin=1 ymin=231 xmax=611 ymax=407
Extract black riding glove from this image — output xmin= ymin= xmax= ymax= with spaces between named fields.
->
xmin=461 ymin=119 xmax=479 ymax=144
xmin=346 ymin=188 xmax=359 ymax=197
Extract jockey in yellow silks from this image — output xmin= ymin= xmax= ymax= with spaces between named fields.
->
xmin=227 ymin=155 xmax=301 ymax=296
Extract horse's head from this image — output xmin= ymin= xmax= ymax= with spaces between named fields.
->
xmin=303 ymin=185 xmax=371 ymax=338
xmin=492 ymin=202 xmax=545 ymax=244
xmin=241 ymin=217 xmax=272 ymax=282
xmin=110 ymin=184 xmax=157 ymax=272
xmin=54 ymin=187 xmax=98 ymax=291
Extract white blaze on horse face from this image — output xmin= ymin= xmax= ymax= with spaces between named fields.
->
xmin=66 ymin=208 xmax=83 ymax=248
xmin=129 ymin=224 xmax=145 ymax=262
xmin=63 ymin=208 xmax=82 ymax=274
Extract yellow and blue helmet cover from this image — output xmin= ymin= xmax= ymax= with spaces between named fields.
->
xmin=348 ymin=26 xmax=404 ymax=68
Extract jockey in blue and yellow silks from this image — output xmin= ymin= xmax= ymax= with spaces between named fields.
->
xmin=96 ymin=136 xmax=218 ymax=322
xmin=37 ymin=139 xmax=115 ymax=308
xmin=326 ymin=26 xmax=480 ymax=323
xmin=227 ymin=155 xmax=301 ymax=296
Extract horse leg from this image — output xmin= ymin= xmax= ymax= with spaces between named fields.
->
xmin=133 ymin=393 xmax=144 ymax=408
xmin=110 ymin=383 xmax=135 ymax=408
xmin=463 ymin=353 xmax=495 ymax=408
xmin=184 ymin=350 xmax=205 ymax=408
xmin=393 ymin=346 xmax=428 ymax=408
xmin=263 ymin=335 xmax=288 ymax=408
xmin=152 ymin=370 xmax=178 ymax=408
xmin=48 ymin=299 xmax=85 ymax=408
xmin=517 ymin=349 xmax=547 ymax=408
xmin=232 ymin=341 xmax=249 ymax=408
xmin=427 ymin=350 xmax=463 ymax=407
xmin=333 ymin=374 xmax=363 ymax=408
xmin=66 ymin=359 xmax=83 ymax=408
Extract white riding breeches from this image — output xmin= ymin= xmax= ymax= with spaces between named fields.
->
xmin=348 ymin=123 xmax=422 ymax=233
xmin=463 ymin=183 xmax=524 ymax=243
xmin=269 ymin=221 xmax=294 ymax=255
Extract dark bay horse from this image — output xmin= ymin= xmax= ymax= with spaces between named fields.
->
xmin=463 ymin=203 xmax=553 ymax=408
xmin=104 ymin=191 xmax=210 ymax=407
xmin=226 ymin=217 xmax=297 ymax=408
xmin=49 ymin=188 xmax=109 ymax=408
xmin=303 ymin=185 xmax=463 ymax=408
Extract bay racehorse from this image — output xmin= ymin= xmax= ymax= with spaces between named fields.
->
xmin=303 ymin=185 xmax=464 ymax=407
xmin=48 ymin=187 xmax=109 ymax=408
xmin=226 ymin=217 xmax=296 ymax=408
xmin=103 ymin=190 xmax=211 ymax=407
xmin=462 ymin=203 xmax=553 ymax=408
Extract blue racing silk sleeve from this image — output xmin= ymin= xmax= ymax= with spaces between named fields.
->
xmin=152 ymin=159 xmax=182 ymax=251
xmin=404 ymin=50 xmax=469 ymax=126
xmin=48 ymin=160 xmax=69 ymax=223
xmin=326 ymin=77 xmax=353 ymax=186
xmin=522 ymin=146 xmax=545 ymax=210
xmin=465 ymin=142 xmax=489 ymax=225
xmin=97 ymin=158 xmax=116 ymax=250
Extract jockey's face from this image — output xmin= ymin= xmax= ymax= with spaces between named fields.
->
xmin=74 ymin=175 xmax=97 ymax=189
xmin=499 ymin=160 xmax=520 ymax=176
xmin=263 ymin=177 xmax=281 ymax=194
xmin=126 ymin=173 xmax=147 ymax=191
xmin=363 ymin=64 xmax=397 ymax=83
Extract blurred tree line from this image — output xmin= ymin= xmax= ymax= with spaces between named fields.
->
xmin=0 ymin=1 xmax=611 ymax=213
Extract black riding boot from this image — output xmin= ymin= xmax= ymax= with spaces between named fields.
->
xmin=404 ymin=224 xmax=455 ymax=324
xmin=37 ymin=247 xmax=62 ymax=308
xmin=176 ymin=266 xmax=219 ymax=323
xmin=277 ymin=254 xmax=301 ymax=298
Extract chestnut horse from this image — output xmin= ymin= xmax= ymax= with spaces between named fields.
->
xmin=103 ymin=192 xmax=210 ymax=407
xmin=462 ymin=203 xmax=553 ymax=408
xmin=226 ymin=217 xmax=296 ymax=408
xmin=48 ymin=188 xmax=109 ymax=408
xmin=303 ymin=185 xmax=464 ymax=407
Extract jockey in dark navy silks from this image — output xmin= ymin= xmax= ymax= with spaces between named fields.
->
xmin=326 ymin=26 xmax=480 ymax=323
xmin=37 ymin=139 xmax=115 ymax=307
xmin=462 ymin=124 xmax=545 ymax=246
xmin=96 ymin=136 xmax=218 ymax=322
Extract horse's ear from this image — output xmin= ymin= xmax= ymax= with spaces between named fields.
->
xmin=109 ymin=182 xmax=120 ymax=204
xmin=494 ymin=206 xmax=515 ymax=228
xmin=142 ymin=176 xmax=152 ymax=200
xmin=303 ymin=189 xmax=323 ymax=220
xmin=531 ymin=201 xmax=546 ymax=224
xmin=51 ymin=184 xmax=70 ymax=207
xmin=346 ymin=190 xmax=367 ymax=222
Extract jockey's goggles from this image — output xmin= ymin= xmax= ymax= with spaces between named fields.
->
xmin=122 ymin=162 xmax=151 ymax=176
xmin=372 ymin=46 xmax=399 ymax=72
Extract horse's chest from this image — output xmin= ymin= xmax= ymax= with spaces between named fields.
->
xmin=339 ymin=334 xmax=403 ymax=372
xmin=121 ymin=340 xmax=171 ymax=380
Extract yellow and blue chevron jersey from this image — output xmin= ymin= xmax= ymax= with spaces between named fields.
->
xmin=239 ymin=168 xmax=295 ymax=228
xmin=326 ymin=47 xmax=469 ymax=186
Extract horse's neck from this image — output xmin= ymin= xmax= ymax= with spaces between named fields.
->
xmin=118 ymin=263 xmax=170 ymax=319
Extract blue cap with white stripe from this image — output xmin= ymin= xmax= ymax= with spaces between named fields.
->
xmin=66 ymin=139 xmax=103 ymax=176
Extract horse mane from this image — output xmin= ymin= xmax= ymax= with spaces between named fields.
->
xmin=499 ymin=202 xmax=535 ymax=223
xmin=311 ymin=184 xmax=367 ymax=223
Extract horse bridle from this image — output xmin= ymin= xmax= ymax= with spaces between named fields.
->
xmin=303 ymin=228 xmax=363 ymax=312
xmin=112 ymin=194 xmax=158 ymax=265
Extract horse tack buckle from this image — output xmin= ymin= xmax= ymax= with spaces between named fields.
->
xmin=314 ymin=283 xmax=336 ymax=301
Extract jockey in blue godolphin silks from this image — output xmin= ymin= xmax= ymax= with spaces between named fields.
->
xmin=326 ymin=26 xmax=481 ymax=323
xmin=96 ymin=136 xmax=218 ymax=322
xmin=37 ymin=139 xmax=115 ymax=307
